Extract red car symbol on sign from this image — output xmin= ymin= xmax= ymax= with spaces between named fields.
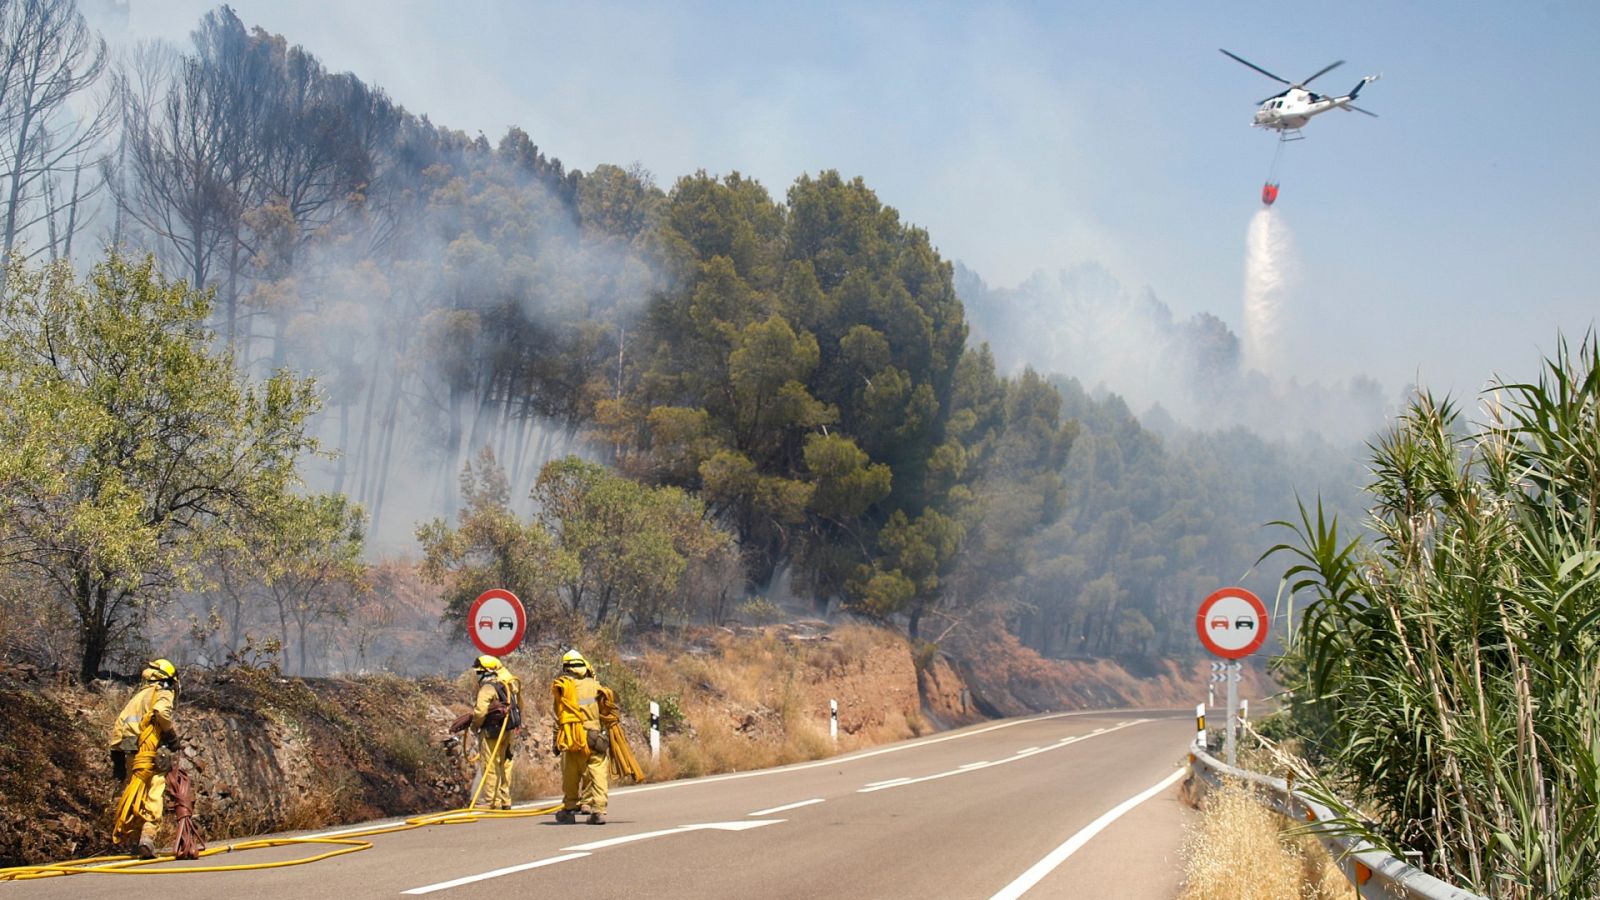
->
xmin=1210 ymin=616 xmax=1229 ymax=630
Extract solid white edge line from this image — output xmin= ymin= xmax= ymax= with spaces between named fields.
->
xmin=987 ymin=767 xmax=1188 ymax=900
xmin=748 ymin=798 xmax=826 ymax=816
xmin=402 ymin=852 xmax=591 ymax=894
xmin=1017 ymin=746 xmax=1040 ymax=754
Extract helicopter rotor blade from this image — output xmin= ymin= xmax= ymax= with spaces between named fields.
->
xmin=1220 ymin=49 xmax=1291 ymax=85
xmin=1300 ymin=60 xmax=1346 ymax=87
xmin=1257 ymin=88 xmax=1291 ymax=106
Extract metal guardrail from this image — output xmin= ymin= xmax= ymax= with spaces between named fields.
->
xmin=1187 ymin=746 xmax=1486 ymax=900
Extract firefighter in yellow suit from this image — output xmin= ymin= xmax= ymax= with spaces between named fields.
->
xmin=470 ymin=655 xmax=521 ymax=810
xmin=552 ymin=649 xmax=611 ymax=824
xmin=109 ymin=659 xmax=180 ymax=858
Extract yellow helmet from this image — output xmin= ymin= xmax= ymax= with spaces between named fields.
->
xmin=474 ymin=655 xmax=502 ymax=672
xmin=561 ymin=649 xmax=588 ymax=671
xmin=144 ymin=658 xmax=177 ymax=682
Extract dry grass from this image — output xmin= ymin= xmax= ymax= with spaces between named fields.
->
xmin=632 ymin=623 xmax=921 ymax=780
xmin=510 ymin=753 xmax=561 ymax=803
xmin=1180 ymin=777 xmax=1347 ymax=900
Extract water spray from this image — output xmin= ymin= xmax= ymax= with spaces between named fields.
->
xmin=1243 ymin=208 xmax=1294 ymax=376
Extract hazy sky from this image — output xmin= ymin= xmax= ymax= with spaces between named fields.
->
xmin=117 ymin=0 xmax=1600 ymax=402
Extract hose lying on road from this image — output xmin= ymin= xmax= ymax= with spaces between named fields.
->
xmin=0 ymin=718 xmax=562 ymax=881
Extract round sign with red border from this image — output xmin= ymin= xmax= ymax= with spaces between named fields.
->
xmin=466 ymin=589 xmax=526 ymax=657
xmin=1196 ymin=586 xmax=1268 ymax=659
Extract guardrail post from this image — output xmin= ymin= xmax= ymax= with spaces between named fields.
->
xmin=1240 ymin=698 xmax=1248 ymax=723
xmin=648 ymin=700 xmax=660 ymax=763
xmin=1194 ymin=702 xmax=1205 ymax=750
xmin=830 ymin=699 xmax=838 ymax=744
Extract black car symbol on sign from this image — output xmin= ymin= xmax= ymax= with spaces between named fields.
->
xmin=1234 ymin=616 xmax=1255 ymax=630
xmin=498 ymin=617 xmax=514 ymax=630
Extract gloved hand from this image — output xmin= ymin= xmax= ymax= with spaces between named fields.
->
xmin=110 ymin=749 xmax=127 ymax=782
xmin=159 ymin=732 xmax=181 ymax=751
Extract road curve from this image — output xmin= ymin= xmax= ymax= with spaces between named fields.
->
xmin=15 ymin=709 xmax=1196 ymax=899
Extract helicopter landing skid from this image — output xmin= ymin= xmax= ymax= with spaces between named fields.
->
xmin=1277 ymin=129 xmax=1306 ymax=143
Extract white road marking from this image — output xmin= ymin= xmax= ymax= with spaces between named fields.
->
xmin=404 ymin=822 xmax=783 ymax=893
xmin=958 ymin=761 xmax=991 ymax=769
xmin=748 ymin=798 xmax=825 ymax=816
xmin=561 ymin=827 xmax=689 ymax=851
xmin=987 ymin=767 xmax=1188 ymax=900
xmin=609 ymin=708 xmax=1173 ymax=799
xmin=864 ymin=777 xmax=913 ymax=788
xmin=402 ymin=852 xmax=591 ymax=894
xmin=857 ymin=720 xmax=1147 ymax=793
xmin=563 ymin=820 xmax=781 ymax=851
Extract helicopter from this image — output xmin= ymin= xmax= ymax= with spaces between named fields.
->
xmin=1220 ymin=49 xmax=1379 ymax=138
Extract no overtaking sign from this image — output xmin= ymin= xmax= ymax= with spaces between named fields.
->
xmin=467 ymin=589 xmax=526 ymax=657
xmin=1195 ymin=586 xmax=1268 ymax=660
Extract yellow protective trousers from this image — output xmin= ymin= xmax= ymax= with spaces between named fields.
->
xmin=112 ymin=725 xmax=166 ymax=848
xmin=472 ymin=731 xmax=515 ymax=809
xmin=561 ymin=747 xmax=608 ymax=814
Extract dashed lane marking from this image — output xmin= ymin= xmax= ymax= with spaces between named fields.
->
xmin=608 ymin=708 xmax=1177 ymax=799
xmin=402 ymin=852 xmax=591 ymax=894
xmin=748 ymin=798 xmax=826 ymax=816
xmin=857 ymin=720 xmax=1148 ymax=794
xmin=401 ymin=822 xmax=783 ymax=894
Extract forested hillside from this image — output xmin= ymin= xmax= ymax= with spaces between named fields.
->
xmin=0 ymin=1 xmax=1373 ymax=680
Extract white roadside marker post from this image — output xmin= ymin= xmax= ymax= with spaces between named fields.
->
xmin=649 ymin=700 xmax=660 ymax=763
xmin=1225 ymin=661 xmax=1240 ymax=766
xmin=1194 ymin=703 xmax=1205 ymax=751
xmin=830 ymin=699 xmax=838 ymax=744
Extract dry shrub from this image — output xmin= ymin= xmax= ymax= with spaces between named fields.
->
xmin=1180 ymin=778 xmax=1344 ymax=900
xmin=510 ymin=753 xmax=559 ymax=803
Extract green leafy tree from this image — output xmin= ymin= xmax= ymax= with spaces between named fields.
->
xmin=0 ymin=253 xmax=322 ymax=680
xmin=533 ymin=456 xmax=733 ymax=628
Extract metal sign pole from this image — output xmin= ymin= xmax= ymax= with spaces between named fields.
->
xmin=1225 ymin=661 xmax=1240 ymax=766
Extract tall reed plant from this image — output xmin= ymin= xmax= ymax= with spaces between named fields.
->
xmin=1267 ymin=335 xmax=1600 ymax=898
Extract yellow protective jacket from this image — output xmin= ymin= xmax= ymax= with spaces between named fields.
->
xmin=109 ymin=683 xmax=175 ymax=756
xmin=552 ymin=671 xmax=644 ymax=782
xmin=471 ymin=670 xmax=523 ymax=734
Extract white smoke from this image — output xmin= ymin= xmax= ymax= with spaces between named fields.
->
xmin=1243 ymin=208 xmax=1294 ymax=375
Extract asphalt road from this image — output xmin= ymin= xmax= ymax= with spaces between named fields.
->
xmin=12 ymin=709 xmax=1197 ymax=899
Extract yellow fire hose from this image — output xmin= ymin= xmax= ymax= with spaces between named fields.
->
xmin=0 ymin=717 xmax=563 ymax=881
